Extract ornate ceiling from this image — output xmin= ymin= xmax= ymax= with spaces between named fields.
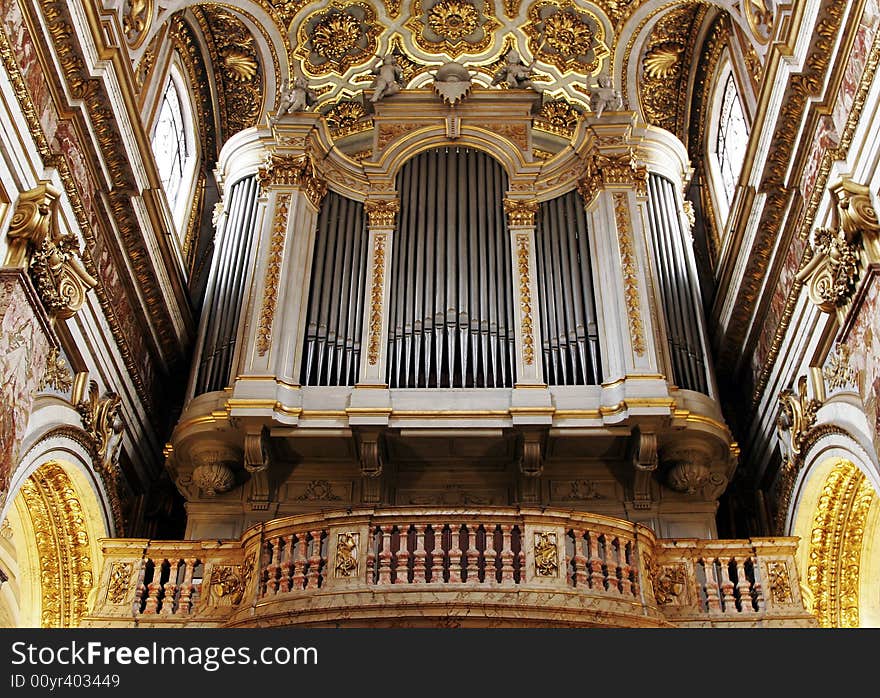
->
xmin=121 ymin=0 xmax=779 ymax=147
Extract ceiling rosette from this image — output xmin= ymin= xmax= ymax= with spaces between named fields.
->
xmin=295 ymin=2 xmax=382 ymax=76
xmin=523 ymin=0 xmax=609 ymax=75
xmin=404 ymin=0 xmax=501 ymax=59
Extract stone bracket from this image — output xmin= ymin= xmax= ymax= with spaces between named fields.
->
xmin=354 ymin=427 xmax=387 ymax=504
xmin=629 ymin=427 xmax=657 ymax=510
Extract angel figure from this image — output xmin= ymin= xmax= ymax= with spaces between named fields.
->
xmin=587 ymin=72 xmax=623 ymax=118
xmin=272 ymin=76 xmax=317 ymax=122
xmin=369 ymin=54 xmax=404 ymax=103
xmin=492 ymin=49 xmax=542 ymax=93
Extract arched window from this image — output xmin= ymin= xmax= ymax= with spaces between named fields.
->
xmin=150 ymin=63 xmax=197 ymax=235
xmin=708 ymin=64 xmax=749 ymax=223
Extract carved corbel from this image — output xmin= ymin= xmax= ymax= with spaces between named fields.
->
xmin=797 ymin=179 xmax=880 ymax=314
xmin=516 ymin=428 xmax=546 ymax=504
xmin=776 ymin=374 xmax=821 ymax=463
xmin=244 ymin=427 xmax=272 ymax=511
xmin=354 ymin=428 xmax=386 ymax=504
xmin=6 ymin=183 xmax=98 ymax=319
xmin=629 ymin=428 xmax=657 ymax=509
xmin=71 ymin=372 xmax=124 ymax=469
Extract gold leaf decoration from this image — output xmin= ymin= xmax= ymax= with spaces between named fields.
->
xmin=643 ymin=42 xmax=683 ymax=79
xmin=222 ymin=48 xmax=259 ymax=81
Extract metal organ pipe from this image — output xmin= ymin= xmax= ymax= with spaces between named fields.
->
xmin=194 ymin=175 xmax=260 ymax=395
xmin=534 ymin=191 xmax=602 ymax=385
xmin=300 ymin=192 xmax=368 ymax=386
xmin=387 ymin=147 xmax=515 ymax=388
xmin=645 ymin=173 xmax=709 ymax=394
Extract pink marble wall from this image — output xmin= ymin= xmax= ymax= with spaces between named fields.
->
xmin=751 ymin=1 xmax=880 ymax=390
xmin=0 ymin=273 xmax=51 ymax=511
xmin=1 ymin=0 xmax=158 ymax=408
xmin=843 ymin=276 xmax=880 ymax=455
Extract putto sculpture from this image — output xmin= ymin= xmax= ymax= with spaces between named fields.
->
xmin=587 ymin=72 xmax=623 ymax=118
xmin=369 ymin=54 xmax=405 ymax=103
xmin=271 ymin=75 xmax=318 ymax=122
xmin=492 ymin=49 xmax=543 ymax=93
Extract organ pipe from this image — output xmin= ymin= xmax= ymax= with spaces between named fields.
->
xmin=387 ymin=147 xmax=515 ymax=388
xmin=300 ymin=192 xmax=368 ymax=386
xmin=645 ymin=174 xmax=709 ymax=394
xmin=194 ymin=175 xmax=260 ymax=395
xmin=534 ymin=191 xmax=602 ymax=385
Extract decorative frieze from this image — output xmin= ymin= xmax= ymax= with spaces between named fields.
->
xmin=6 ymin=183 xmax=97 ymax=319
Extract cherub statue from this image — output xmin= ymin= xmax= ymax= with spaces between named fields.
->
xmin=492 ymin=49 xmax=542 ymax=93
xmin=369 ymin=54 xmax=404 ymax=103
xmin=587 ymin=72 xmax=623 ymax=118
xmin=272 ymin=76 xmax=317 ymax=122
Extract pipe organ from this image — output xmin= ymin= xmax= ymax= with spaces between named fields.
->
xmin=645 ymin=174 xmax=709 ymax=394
xmin=387 ymin=148 xmax=515 ymax=389
xmin=172 ymin=97 xmax=736 ymax=544
xmin=193 ymin=174 xmax=260 ymax=395
xmin=300 ymin=192 xmax=369 ymax=386
xmin=534 ymin=191 xmax=602 ymax=385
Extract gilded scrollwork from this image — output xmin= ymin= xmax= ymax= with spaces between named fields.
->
xmin=323 ymin=100 xmax=372 ymax=138
xmin=776 ymin=375 xmax=821 ymax=461
xmin=122 ymin=0 xmax=153 ymax=50
xmin=533 ymin=99 xmax=581 ymax=137
xmin=533 ymin=531 xmax=558 ymax=576
xmin=72 ymin=373 xmax=124 ymax=468
xmin=6 ymin=183 xmax=98 ymax=320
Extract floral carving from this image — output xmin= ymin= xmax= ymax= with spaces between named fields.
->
xmin=523 ymin=1 xmax=608 ymax=74
xmin=335 ymin=532 xmax=359 ymax=577
xmin=257 ymin=193 xmax=291 ymax=356
xmin=39 ymin=347 xmax=73 ymax=393
xmin=533 ymin=99 xmax=581 ymax=137
xmin=298 ymin=3 xmax=381 ymax=75
xmin=323 ymin=100 xmax=372 ymax=137
xmin=368 ymin=233 xmax=388 ymax=365
xmin=406 ymin=0 xmax=501 ymax=59
xmin=107 ymin=561 xmax=133 ymax=604
xmin=533 ymin=531 xmax=558 ymax=576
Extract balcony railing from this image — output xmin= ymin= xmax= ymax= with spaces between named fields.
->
xmin=84 ymin=508 xmax=817 ymax=628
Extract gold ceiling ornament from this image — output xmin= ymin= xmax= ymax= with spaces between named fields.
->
xmin=122 ymin=0 xmax=153 ymax=50
xmin=5 ymin=182 xmax=98 ymax=320
xmin=639 ymin=4 xmax=705 ymax=139
xmin=533 ymin=98 xmax=581 ymax=137
xmin=523 ymin=1 xmax=609 ymax=75
xmin=323 ymin=99 xmax=373 ymax=137
xmin=297 ymin=3 xmax=381 ymax=76
xmin=744 ymin=0 xmax=775 ymax=45
xmin=19 ymin=462 xmax=94 ymax=627
xmin=194 ymin=6 xmax=263 ymax=138
xmin=383 ymin=0 xmax=402 ymax=19
xmin=797 ymin=179 xmax=880 ymax=315
xmin=406 ymin=0 xmax=501 ymax=59
xmin=643 ymin=41 xmax=683 ymax=79
xmin=596 ymin=0 xmax=639 ymax=30
xmin=270 ymin=0 xmax=313 ymax=29
xmin=503 ymin=0 xmax=522 ymax=19
xmin=806 ymin=459 xmax=874 ymax=627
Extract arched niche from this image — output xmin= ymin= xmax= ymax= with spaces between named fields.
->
xmin=0 ymin=460 xmax=108 ymax=627
xmin=790 ymin=452 xmax=880 ymax=627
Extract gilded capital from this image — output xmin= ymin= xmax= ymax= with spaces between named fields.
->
xmin=503 ymin=198 xmax=539 ymax=228
xmin=257 ymin=153 xmax=328 ymax=208
xmin=6 ymin=182 xmax=98 ymax=319
xmin=364 ymin=199 xmax=400 ymax=228
xmin=577 ymin=150 xmax=648 ymax=205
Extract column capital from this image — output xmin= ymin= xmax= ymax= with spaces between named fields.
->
xmin=256 ymin=152 xmax=327 ymax=208
xmin=364 ymin=198 xmax=400 ymax=229
xmin=576 ymin=149 xmax=648 ymax=206
xmin=503 ymin=198 xmax=539 ymax=228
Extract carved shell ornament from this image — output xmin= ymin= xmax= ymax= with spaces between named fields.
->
xmin=643 ymin=42 xmax=683 ymax=79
